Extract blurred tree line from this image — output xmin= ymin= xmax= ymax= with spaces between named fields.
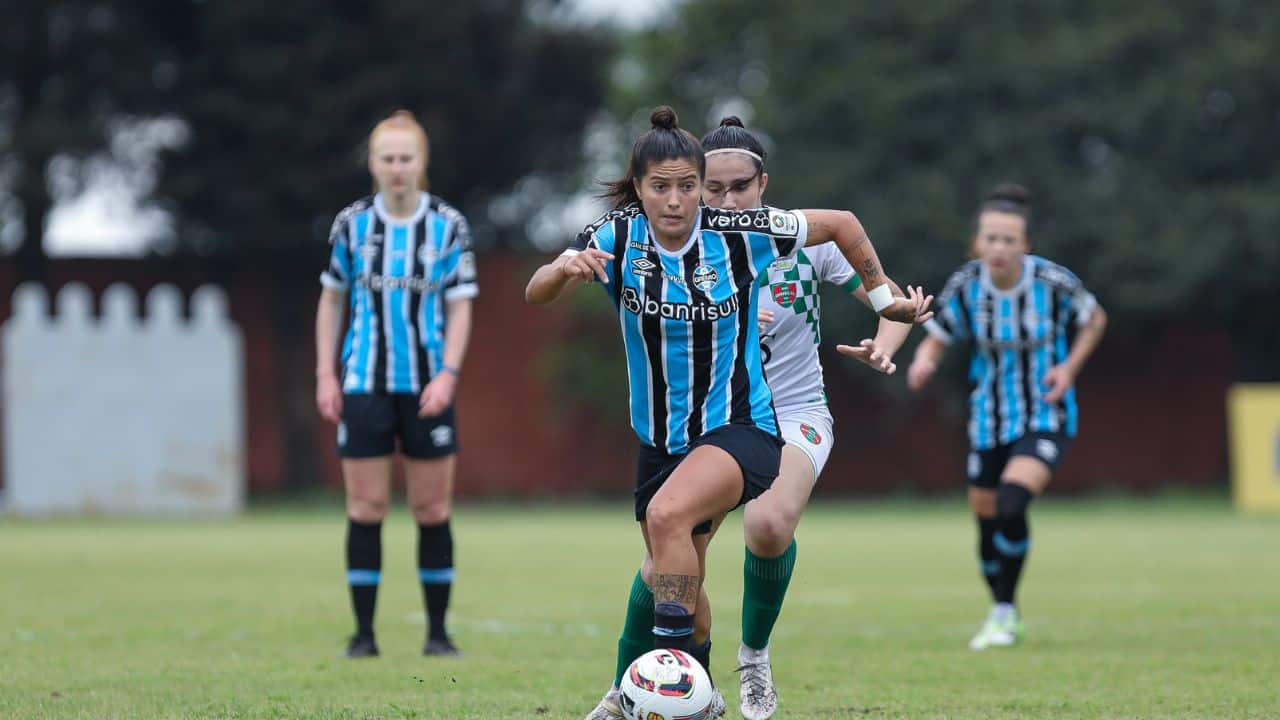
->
xmin=553 ymin=0 xmax=1280 ymax=406
xmin=1 ymin=0 xmax=611 ymax=263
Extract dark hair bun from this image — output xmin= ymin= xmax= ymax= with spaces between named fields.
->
xmin=719 ymin=116 xmax=745 ymax=128
xmin=650 ymin=106 xmax=678 ymax=130
xmin=987 ymin=183 xmax=1030 ymax=207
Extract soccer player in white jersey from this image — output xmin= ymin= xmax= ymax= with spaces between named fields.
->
xmin=907 ymin=184 xmax=1107 ymax=650
xmin=531 ymin=107 xmax=931 ymax=720
xmin=315 ymin=110 xmax=477 ymax=659
xmin=701 ymin=117 xmax=929 ymax=719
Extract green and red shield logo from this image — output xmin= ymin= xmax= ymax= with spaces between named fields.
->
xmin=771 ymin=282 xmax=797 ymax=307
xmin=800 ymin=423 xmax=822 ymax=444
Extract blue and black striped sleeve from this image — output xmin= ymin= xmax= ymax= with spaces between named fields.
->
xmin=320 ymin=208 xmax=355 ymax=290
xmin=924 ymin=265 xmax=977 ymax=344
xmin=1039 ymin=260 xmax=1097 ymax=327
xmin=440 ymin=211 xmax=479 ymax=302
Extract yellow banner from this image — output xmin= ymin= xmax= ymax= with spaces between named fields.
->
xmin=1229 ymin=384 xmax=1280 ymax=513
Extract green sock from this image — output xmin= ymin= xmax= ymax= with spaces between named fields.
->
xmin=741 ymin=539 xmax=797 ymax=650
xmin=613 ymin=570 xmax=655 ymax=687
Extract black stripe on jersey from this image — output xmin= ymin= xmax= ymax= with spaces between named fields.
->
xmin=409 ymin=217 xmax=431 ymax=386
xmin=609 ymin=218 xmax=628 ymax=308
xmin=642 ymin=242 xmax=668 ymax=451
xmin=369 ymin=215 xmax=388 ymax=393
xmin=1016 ymin=291 xmax=1033 ymax=437
xmin=982 ymin=291 xmax=999 ymax=443
xmin=724 ymin=231 xmax=757 ymax=427
xmin=682 ymin=239 xmax=712 ymax=444
xmin=1048 ymin=288 xmax=1068 ymax=429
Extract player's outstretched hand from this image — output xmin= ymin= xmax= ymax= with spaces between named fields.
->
xmin=881 ymin=285 xmax=934 ymax=325
xmin=418 ymin=372 xmax=457 ymax=418
xmin=836 ymin=338 xmax=897 ymax=375
xmin=316 ymin=372 xmax=343 ymax=424
xmin=562 ymin=248 xmax=615 ymax=284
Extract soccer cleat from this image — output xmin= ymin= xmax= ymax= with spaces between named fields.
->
xmin=582 ymin=688 xmax=623 ymax=720
xmin=423 ymin=634 xmax=462 ymax=657
xmin=709 ymin=687 xmax=728 ymax=718
xmin=343 ymin=633 xmax=379 ymax=658
xmin=969 ymin=604 xmax=1021 ymax=650
xmin=736 ymin=645 xmax=777 ymax=720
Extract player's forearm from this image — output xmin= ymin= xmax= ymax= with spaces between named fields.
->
xmin=872 ymin=316 xmax=913 ymax=359
xmin=1063 ymin=306 xmax=1107 ymax=375
xmin=914 ymin=334 xmax=947 ymax=365
xmin=802 ymin=209 xmax=887 ymax=291
xmin=525 ymin=256 xmax=575 ymax=304
xmin=315 ymin=289 xmax=346 ymax=377
xmin=442 ymin=298 xmax=473 ymax=372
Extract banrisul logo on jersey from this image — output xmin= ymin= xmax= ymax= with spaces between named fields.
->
xmin=621 ymin=287 xmax=738 ymax=322
xmin=771 ymin=282 xmax=798 ymax=307
xmin=692 ymin=264 xmax=719 ymax=293
xmin=800 ymin=423 xmax=822 ymax=445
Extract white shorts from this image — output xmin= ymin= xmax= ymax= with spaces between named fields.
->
xmin=777 ymin=405 xmax=835 ymax=480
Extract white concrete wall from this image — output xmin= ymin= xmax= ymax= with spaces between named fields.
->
xmin=2 ymin=282 xmax=244 ymax=516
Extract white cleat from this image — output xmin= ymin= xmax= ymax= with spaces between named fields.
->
xmin=968 ymin=604 xmax=1020 ymax=651
xmin=737 ymin=644 xmax=778 ymax=720
xmin=583 ymin=687 xmax=623 ymax=720
xmin=709 ymin=687 xmax=727 ymax=718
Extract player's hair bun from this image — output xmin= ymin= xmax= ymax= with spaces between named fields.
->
xmin=987 ymin=183 xmax=1030 ymax=208
xmin=719 ymin=116 xmax=745 ymax=129
xmin=389 ymin=109 xmax=418 ymax=122
xmin=650 ymin=106 xmax=679 ymax=130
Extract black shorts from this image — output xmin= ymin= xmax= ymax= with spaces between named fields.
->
xmin=634 ymin=423 xmax=783 ymax=535
xmin=967 ymin=431 xmax=1072 ymax=489
xmin=338 ymin=393 xmax=458 ymax=460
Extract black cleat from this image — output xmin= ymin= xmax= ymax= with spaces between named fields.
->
xmin=423 ymin=635 xmax=461 ymax=657
xmin=344 ymin=634 xmax=379 ymax=658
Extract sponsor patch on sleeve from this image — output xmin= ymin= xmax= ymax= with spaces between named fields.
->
xmin=768 ymin=209 xmax=800 ymax=236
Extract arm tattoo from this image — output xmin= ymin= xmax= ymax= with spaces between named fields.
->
xmin=653 ymin=573 xmax=701 ymax=605
xmin=859 ymin=257 xmax=881 ymax=283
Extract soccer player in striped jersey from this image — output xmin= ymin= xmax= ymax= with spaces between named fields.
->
xmin=701 ymin=116 xmax=929 ymax=720
xmin=315 ymin=110 xmax=478 ymax=659
xmin=907 ymin=184 xmax=1107 ymax=650
xmin=526 ymin=107 xmax=931 ymax=720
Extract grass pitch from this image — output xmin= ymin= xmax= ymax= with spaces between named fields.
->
xmin=2 ymin=497 xmax=1277 ymax=719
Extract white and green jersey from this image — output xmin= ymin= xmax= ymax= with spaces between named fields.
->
xmin=757 ymin=243 xmax=862 ymax=414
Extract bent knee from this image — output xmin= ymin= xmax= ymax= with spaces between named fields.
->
xmin=745 ymin=510 xmax=798 ymax=557
xmin=347 ymin=497 xmax=389 ymax=522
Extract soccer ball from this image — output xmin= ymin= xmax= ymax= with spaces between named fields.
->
xmin=617 ymin=648 xmax=715 ymax=720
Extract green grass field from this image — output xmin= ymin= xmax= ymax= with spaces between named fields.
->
xmin=2 ymin=498 xmax=1277 ymax=719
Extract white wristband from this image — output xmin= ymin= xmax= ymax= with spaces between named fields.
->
xmin=868 ymin=283 xmax=895 ymax=313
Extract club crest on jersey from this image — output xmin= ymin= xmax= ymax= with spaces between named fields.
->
xmin=692 ymin=264 xmax=719 ymax=293
xmin=771 ymin=282 xmax=798 ymax=307
xmin=417 ymin=243 xmax=437 ymax=266
xmin=800 ymin=423 xmax=822 ymax=445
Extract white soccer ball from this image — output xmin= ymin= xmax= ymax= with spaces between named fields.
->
xmin=617 ymin=648 xmax=715 ymax=720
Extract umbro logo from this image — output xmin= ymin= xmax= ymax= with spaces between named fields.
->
xmin=631 ymin=257 xmax=657 ymax=277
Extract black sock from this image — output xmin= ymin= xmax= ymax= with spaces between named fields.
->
xmin=689 ymin=638 xmax=712 ymax=678
xmin=346 ymin=518 xmax=382 ymax=638
xmin=977 ymin=515 xmax=1000 ymax=601
xmin=418 ymin=520 xmax=454 ymax=641
xmin=994 ymin=483 xmax=1033 ymax=605
xmin=653 ymin=602 xmax=695 ymax=652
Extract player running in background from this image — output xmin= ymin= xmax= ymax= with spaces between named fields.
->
xmin=526 ymin=106 xmax=931 ymax=719
xmin=906 ymin=184 xmax=1107 ymax=650
xmin=315 ymin=110 xmax=477 ymax=659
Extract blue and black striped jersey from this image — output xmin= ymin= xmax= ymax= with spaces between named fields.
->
xmin=321 ymin=192 xmax=478 ymax=394
xmin=924 ymin=255 xmax=1098 ymax=450
xmin=566 ymin=203 xmax=807 ymax=454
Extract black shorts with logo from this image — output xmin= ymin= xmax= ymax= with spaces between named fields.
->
xmin=635 ymin=423 xmax=783 ymax=535
xmin=338 ymin=393 xmax=458 ymax=460
xmin=967 ymin=431 xmax=1072 ymax=489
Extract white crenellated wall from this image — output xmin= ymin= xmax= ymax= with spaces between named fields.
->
xmin=2 ymin=282 xmax=244 ymax=516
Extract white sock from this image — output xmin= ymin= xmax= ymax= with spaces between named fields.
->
xmin=738 ymin=643 xmax=769 ymax=663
